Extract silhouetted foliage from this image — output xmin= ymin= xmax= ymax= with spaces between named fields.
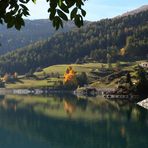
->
xmin=126 ymin=72 xmax=133 ymax=86
xmin=76 ymin=72 xmax=88 ymax=87
xmin=136 ymin=67 xmax=148 ymax=95
xmin=0 ymin=0 xmax=86 ymax=30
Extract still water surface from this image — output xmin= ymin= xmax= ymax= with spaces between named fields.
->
xmin=0 ymin=94 xmax=147 ymax=148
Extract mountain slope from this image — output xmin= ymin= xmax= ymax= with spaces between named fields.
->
xmin=0 ymin=19 xmax=75 ymax=54
xmin=118 ymin=5 xmax=148 ymax=17
xmin=0 ymin=9 xmax=147 ymax=74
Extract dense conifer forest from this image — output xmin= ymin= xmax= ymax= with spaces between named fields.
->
xmin=0 ymin=10 xmax=147 ymax=74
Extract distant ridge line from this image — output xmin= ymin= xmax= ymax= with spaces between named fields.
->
xmin=116 ymin=5 xmax=148 ymax=18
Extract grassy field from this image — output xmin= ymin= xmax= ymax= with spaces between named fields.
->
xmin=6 ymin=61 xmax=143 ymax=89
xmin=35 ymin=62 xmax=139 ymax=75
xmin=6 ymin=78 xmax=59 ymax=89
xmin=7 ymin=63 xmax=107 ymax=88
xmin=35 ymin=63 xmax=106 ymax=76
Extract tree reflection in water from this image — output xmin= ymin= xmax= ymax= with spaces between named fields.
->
xmin=0 ymin=94 xmax=147 ymax=148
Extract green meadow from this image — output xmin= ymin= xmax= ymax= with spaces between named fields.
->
xmin=6 ymin=61 xmax=144 ymax=89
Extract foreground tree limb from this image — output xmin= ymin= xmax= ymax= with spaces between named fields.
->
xmin=0 ymin=0 xmax=86 ymax=30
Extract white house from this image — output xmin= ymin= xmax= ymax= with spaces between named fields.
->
xmin=139 ymin=62 xmax=148 ymax=68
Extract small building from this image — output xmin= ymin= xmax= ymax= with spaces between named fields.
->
xmin=139 ymin=62 xmax=148 ymax=68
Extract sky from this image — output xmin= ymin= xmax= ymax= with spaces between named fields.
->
xmin=27 ymin=0 xmax=148 ymax=21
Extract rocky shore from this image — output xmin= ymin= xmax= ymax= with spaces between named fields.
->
xmin=137 ymin=98 xmax=148 ymax=109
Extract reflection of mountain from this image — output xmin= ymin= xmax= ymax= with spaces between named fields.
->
xmin=0 ymin=95 xmax=147 ymax=148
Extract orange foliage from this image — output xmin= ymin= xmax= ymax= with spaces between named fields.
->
xmin=120 ymin=48 xmax=126 ymax=56
xmin=64 ymin=66 xmax=76 ymax=83
xmin=64 ymin=100 xmax=76 ymax=116
xmin=120 ymin=126 xmax=126 ymax=137
xmin=3 ymin=73 xmax=9 ymax=82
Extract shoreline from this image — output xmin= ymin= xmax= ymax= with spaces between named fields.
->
xmin=0 ymin=88 xmax=74 ymax=95
xmin=0 ymin=88 xmax=148 ymax=109
xmin=0 ymin=87 xmax=141 ymax=97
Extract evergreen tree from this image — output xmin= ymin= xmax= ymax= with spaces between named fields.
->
xmin=136 ymin=67 xmax=148 ymax=95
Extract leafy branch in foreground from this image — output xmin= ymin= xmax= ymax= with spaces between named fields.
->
xmin=0 ymin=0 xmax=86 ymax=30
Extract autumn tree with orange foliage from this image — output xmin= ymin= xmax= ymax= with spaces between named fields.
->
xmin=64 ymin=66 xmax=76 ymax=83
xmin=120 ymin=48 xmax=126 ymax=56
xmin=63 ymin=66 xmax=78 ymax=89
xmin=3 ymin=73 xmax=9 ymax=82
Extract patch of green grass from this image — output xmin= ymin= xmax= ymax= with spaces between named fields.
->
xmin=90 ymin=79 xmax=118 ymax=88
xmin=35 ymin=61 xmax=139 ymax=76
xmin=6 ymin=79 xmax=55 ymax=89
xmin=35 ymin=63 xmax=105 ymax=76
xmin=6 ymin=61 xmax=141 ymax=89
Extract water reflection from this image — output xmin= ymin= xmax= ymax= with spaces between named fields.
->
xmin=64 ymin=100 xmax=76 ymax=118
xmin=0 ymin=94 xmax=147 ymax=148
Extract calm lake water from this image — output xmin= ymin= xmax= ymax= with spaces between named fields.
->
xmin=0 ymin=94 xmax=147 ymax=148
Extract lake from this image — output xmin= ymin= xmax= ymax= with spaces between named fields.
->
xmin=0 ymin=94 xmax=147 ymax=148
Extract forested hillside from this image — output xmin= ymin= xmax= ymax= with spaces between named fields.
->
xmin=0 ymin=20 xmax=75 ymax=54
xmin=0 ymin=10 xmax=147 ymax=74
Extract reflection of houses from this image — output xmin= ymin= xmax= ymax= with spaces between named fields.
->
xmin=139 ymin=62 xmax=148 ymax=68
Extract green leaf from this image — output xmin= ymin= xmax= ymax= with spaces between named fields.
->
xmin=65 ymin=0 xmax=75 ymax=8
xmin=19 ymin=0 xmax=30 ymax=4
xmin=32 ymin=0 xmax=36 ymax=4
xmin=0 ymin=19 xmax=3 ymax=24
xmin=49 ymin=9 xmax=56 ymax=20
xmin=7 ymin=21 xmax=14 ymax=28
xmin=15 ymin=16 xmax=25 ymax=30
xmin=74 ymin=14 xmax=83 ymax=28
xmin=20 ymin=4 xmax=29 ymax=10
xmin=70 ymin=7 xmax=77 ymax=20
xmin=53 ymin=16 xmax=63 ymax=30
xmin=59 ymin=3 xmax=69 ymax=13
xmin=4 ymin=13 xmax=12 ymax=24
xmin=6 ymin=16 xmax=15 ymax=28
xmin=57 ymin=9 xmax=68 ymax=21
xmin=81 ymin=9 xmax=86 ymax=17
xmin=50 ymin=0 xmax=57 ymax=9
xmin=58 ymin=0 xmax=62 ymax=7
xmin=76 ymin=0 xmax=84 ymax=9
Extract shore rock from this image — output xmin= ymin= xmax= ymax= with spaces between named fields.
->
xmin=137 ymin=98 xmax=148 ymax=109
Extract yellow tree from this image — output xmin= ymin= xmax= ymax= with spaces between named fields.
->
xmin=120 ymin=48 xmax=126 ymax=56
xmin=64 ymin=66 xmax=77 ymax=85
xmin=3 ymin=73 xmax=9 ymax=82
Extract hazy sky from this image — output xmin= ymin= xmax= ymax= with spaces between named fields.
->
xmin=27 ymin=0 xmax=148 ymax=21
